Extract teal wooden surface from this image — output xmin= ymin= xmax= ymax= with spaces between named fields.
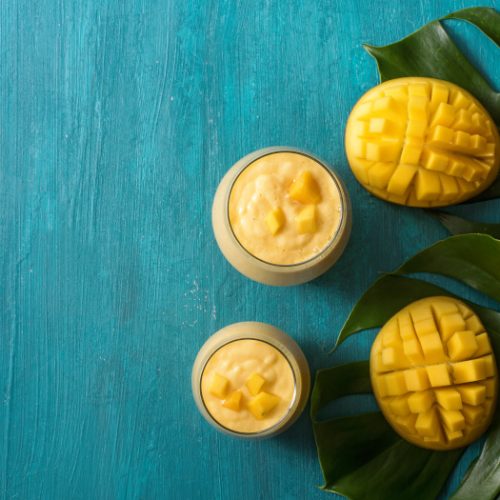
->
xmin=1 ymin=1 xmax=499 ymax=498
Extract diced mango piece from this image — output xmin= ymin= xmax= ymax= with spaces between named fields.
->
xmin=245 ymin=373 xmax=266 ymax=396
xmin=403 ymin=339 xmax=425 ymax=364
xmin=389 ymin=396 xmax=411 ymax=417
xmin=452 ymin=358 xmax=487 ymax=384
xmin=415 ymin=169 xmax=441 ymax=201
xmin=435 ymin=388 xmax=462 ymax=410
xmin=409 ymin=83 xmax=430 ymax=98
xmin=398 ymin=312 xmax=416 ymax=341
xmin=289 ymin=171 xmax=321 ymax=204
xmin=426 ymin=364 xmax=452 ymax=387
xmin=415 ymin=408 xmax=439 ymax=437
xmin=404 ymin=367 xmax=430 ymax=392
xmin=387 ymin=164 xmax=417 ymax=196
xmin=209 ymin=373 xmax=229 ymax=399
xmin=482 ymin=355 xmax=496 ymax=378
xmin=475 ymin=333 xmax=493 ymax=357
xmin=382 ymin=372 xmax=408 ymax=396
xmin=421 ymin=332 xmax=447 ymax=364
xmin=439 ymin=175 xmax=460 ymax=201
xmin=400 ymin=142 xmax=422 ymax=164
xmin=451 ymin=91 xmax=471 ymax=109
xmin=462 ymin=404 xmax=485 ymax=425
xmin=439 ymin=409 xmax=465 ymax=432
xmin=409 ymin=303 xmax=433 ymax=323
xmin=381 ymin=347 xmax=403 ymax=370
xmin=366 ymin=140 xmax=401 ymax=162
xmin=414 ymin=317 xmax=437 ymax=337
xmin=447 ymin=330 xmax=478 ymax=361
xmin=430 ymin=84 xmax=450 ymax=111
xmin=456 ymin=384 xmax=486 ymax=406
xmin=431 ymin=299 xmax=458 ymax=317
xmin=431 ymin=103 xmax=456 ymax=127
xmin=247 ymin=392 xmax=280 ymax=419
xmin=223 ymin=390 xmax=242 ymax=411
xmin=382 ymin=321 xmax=400 ymax=347
xmin=430 ymin=125 xmax=454 ymax=145
xmin=439 ymin=313 xmax=466 ymax=341
xmin=394 ymin=414 xmax=417 ymax=434
xmin=265 ymin=207 xmax=285 ymax=235
xmin=408 ymin=390 xmax=435 ymax=413
xmin=368 ymin=162 xmax=397 ymax=189
xmin=422 ymin=150 xmax=449 ymax=172
xmin=444 ymin=428 xmax=463 ymax=443
xmin=369 ymin=117 xmax=392 ymax=134
xmin=295 ymin=205 xmax=317 ymax=234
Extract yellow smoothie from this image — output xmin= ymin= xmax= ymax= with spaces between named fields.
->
xmin=201 ymin=339 xmax=295 ymax=433
xmin=228 ymin=152 xmax=342 ymax=265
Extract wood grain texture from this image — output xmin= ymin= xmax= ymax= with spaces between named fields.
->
xmin=1 ymin=0 xmax=499 ymax=498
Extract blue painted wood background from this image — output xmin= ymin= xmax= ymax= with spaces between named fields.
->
xmin=2 ymin=1 xmax=499 ymax=498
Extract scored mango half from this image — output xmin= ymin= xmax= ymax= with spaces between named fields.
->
xmin=370 ymin=296 xmax=498 ymax=450
xmin=345 ymin=77 xmax=500 ymax=207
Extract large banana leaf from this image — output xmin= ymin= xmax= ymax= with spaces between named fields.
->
xmin=363 ymin=7 xmax=500 ymax=202
xmin=312 ymin=235 xmax=500 ymax=499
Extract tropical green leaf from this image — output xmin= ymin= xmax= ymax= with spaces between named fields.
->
xmin=314 ymin=235 xmax=500 ymax=499
xmin=335 ymin=273 xmax=500 ymax=349
xmin=431 ymin=211 xmax=500 ymax=238
xmin=451 ymin=411 xmax=500 ymax=500
xmin=364 ymin=7 xmax=500 ymax=123
xmin=311 ymin=362 xmax=463 ymax=499
xmin=443 ymin=7 xmax=500 ymax=46
xmin=335 ymin=274 xmax=448 ymax=348
xmin=396 ymin=234 xmax=500 ymax=302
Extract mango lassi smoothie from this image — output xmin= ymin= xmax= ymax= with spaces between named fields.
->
xmin=229 ymin=152 xmax=342 ymax=265
xmin=201 ymin=339 xmax=295 ymax=433
xmin=212 ymin=147 xmax=352 ymax=285
xmin=192 ymin=322 xmax=310 ymax=437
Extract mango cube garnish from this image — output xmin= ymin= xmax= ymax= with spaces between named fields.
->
xmin=296 ymin=205 xmax=317 ymax=234
xmin=222 ymin=390 xmax=242 ymax=412
xmin=245 ymin=373 xmax=266 ymax=396
xmin=265 ymin=207 xmax=285 ymax=235
xmin=209 ymin=373 xmax=229 ymax=399
xmin=447 ymin=330 xmax=478 ymax=361
xmin=370 ymin=296 xmax=498 ymax=450
xmin=247 ymin=392 xmax=280 ymax=419
xmin=345 ymin=77 xmax=500 ymax=207
xmin=288 ymin=171 xmax=321 ymax=204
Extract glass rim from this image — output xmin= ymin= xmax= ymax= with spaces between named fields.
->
xmin=225 ymin=148 xmax=349 ymax=269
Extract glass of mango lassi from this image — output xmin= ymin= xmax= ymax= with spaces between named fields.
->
xmin=212 ymin=147 xmax=352 ymax=285
xmin=192 ymin=322 xmax=310 ymax=438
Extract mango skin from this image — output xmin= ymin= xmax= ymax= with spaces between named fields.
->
xmin=370 ymin=296 xmax=498 ymax=450
xmin=345 ymin=77 xmax=500 ymax=207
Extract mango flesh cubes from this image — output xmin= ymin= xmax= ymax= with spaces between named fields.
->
xmin=265 ymin=207 xmax=285 ymax=235
xmin=209 ymin=371 xmax=281 ymax=421
xmin=345 ymin=78 xmax=500 ymax=207
xmin=263 ymin=171 xmax=322 ymax=237
xmin=289 ymin=171 xmax=322 ymax=204
xmin=370 ymin=296 xmax=498 ymax=450
xmin=296 ymin=205 xmax=317 ymax=234
xmin=209 ymin=373 xmax=230 ymax=399
xmin=246 ymin=373 xmax=266 ymax=396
